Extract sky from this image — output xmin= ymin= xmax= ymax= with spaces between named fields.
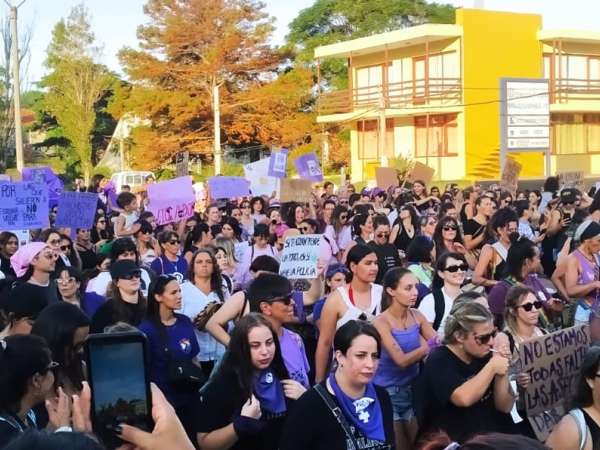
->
xmin=5 ymin=0 xmax=600 ymax=87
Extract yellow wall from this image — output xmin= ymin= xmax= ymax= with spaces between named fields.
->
xmin=457 ymin=9 xmax=545 ymax=179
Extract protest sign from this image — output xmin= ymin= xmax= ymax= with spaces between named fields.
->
xmin=0 ymin=182 xmax=49 ymax=230
xmin=147 ymin=176 xmax=196 ymax=225
xmin=280 ymin=178 xmax=312 ymax=204
xmin=295 ymin=152 xmax=324 ymax=182
xmin=500 ymin=158 xmax=522 ymax=196
xmin=558 ymin=171 xmax=585 ymax=191
xmin=11 ymin=229 xmax=29 ymax=247
xmin=21 ymin=166 xmax=64 ymax=208
xmin=54 ymin=192 xmax=99 ymax=230
xmin=518 ymin=325 xmax=590 ymax=419
xmin=268 ymin=148 xmax=288 ymax=178
xmin=376 ymin=167 xmax=398 ymax=190
xmin=527 ymin=405 xmax=565 ymax=442
xmin=405 ymin=161 xmax=435 ymax=185
xmin=208 ymin=176 xmax=250 ymax=199
xmin=279 ymin=234 xmax=321 ymax=279
xmin=175 ymin=151 xmax=189 ymax=178
xmin=244 ymin=158 xmax=279 ymax=197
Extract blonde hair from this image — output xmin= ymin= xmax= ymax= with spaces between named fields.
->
xmin=443 ymin=302 xmax=493 ymax=345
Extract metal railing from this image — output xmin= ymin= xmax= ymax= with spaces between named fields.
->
xmin=551 ymin=78 xmax=600 ymax=103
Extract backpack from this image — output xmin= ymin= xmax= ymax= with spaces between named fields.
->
xmin=416 ymin=288 xmax=446 ymax=331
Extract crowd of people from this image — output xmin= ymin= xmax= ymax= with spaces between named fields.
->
xmin=1 ymin=172 xmax=600 ymax=450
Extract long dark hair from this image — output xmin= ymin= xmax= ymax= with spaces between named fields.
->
xmin=184 ymin=222 xmax=210 ymax=254
xmin=218 ymin=313 xmax=288 ymax=400
xmin=186 ymin=248 xmax=225 ymax=303
xmin=432 ymin=216 xmax=464 ymax=257
xmin=332 ymin=205 xmax=350 ymax=234
xmin=30 ymin=302 xmax=90 ymax=391
xmin=505 ymin=234 xmax=537 ymax=281
xmin=381 ymin=267 xmax=413 ymax=311
xmin=572 ymin=347 xmax=600 ymax=409
xmin=107 ymin=281 xmax=146 ymax=327
xmin=146 ymin=274 xmax=178 ymax=328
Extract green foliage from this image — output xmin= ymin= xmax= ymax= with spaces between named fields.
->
xmin=286 ymin=0 xmax=455 ymax=87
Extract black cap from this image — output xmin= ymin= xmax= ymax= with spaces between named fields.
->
xmin=560 ymin=188 xmax=580 ymax=204
xmin=580 ymin=221 xmax=600 ymax=242
xmin=110 ymin=260 xmax=141 ymax=281
xmin=3 ymin=285 xmax=48 ymax=320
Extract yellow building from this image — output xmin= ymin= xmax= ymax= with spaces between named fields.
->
xmin=314 ymin=8 xmax=600 ymax=183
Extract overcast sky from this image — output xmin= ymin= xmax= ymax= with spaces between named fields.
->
xmin=6 ymin=0 xmax=599 ymax=86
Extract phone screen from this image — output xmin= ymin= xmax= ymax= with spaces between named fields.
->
xmin=86 ymin=334 xmax=152 ymax=448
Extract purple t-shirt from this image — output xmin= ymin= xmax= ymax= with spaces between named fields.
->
xmin=279 ymin=327 xmax=310 ymax=388
xmin=139 ymin=314 xmax=200 ymax=408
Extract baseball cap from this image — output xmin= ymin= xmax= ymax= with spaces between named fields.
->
xmin=560 ymin=188 xmax=580 ymax=204
xmin=110 ymin=260 xmax=141 ymax=281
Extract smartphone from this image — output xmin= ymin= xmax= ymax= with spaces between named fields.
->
xmin=85 ymin=332 xmax=153 ymax=449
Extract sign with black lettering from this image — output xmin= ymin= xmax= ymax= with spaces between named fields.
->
xmin=278 ymin=234 xmax=321 ymax=279
xmin=0 ymin=182 xmax=49 ymax=230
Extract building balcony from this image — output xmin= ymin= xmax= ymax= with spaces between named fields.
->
xmin=317 ymin=78 xmax=462 ymax=116
xmin=551 ymin=78 xmax=600 ymax=104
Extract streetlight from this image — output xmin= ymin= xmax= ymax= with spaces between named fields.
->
xmin=3 ymin=0 xmax=25 ymax=173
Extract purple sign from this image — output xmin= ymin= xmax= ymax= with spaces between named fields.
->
xmin=268 ymin=148 xmax=288 ymax=178
xmin=22 ymin=166 xmax=64 ymax=208
xmin=147 ymin=176 xmax=196 ymax=225
xmin=55 ymin=192 xmax=99 ymax=230
xmin=294 ymin=152 xmax=323 ymax=182
xmin=208 ymin=176 xmax=250 ymax=199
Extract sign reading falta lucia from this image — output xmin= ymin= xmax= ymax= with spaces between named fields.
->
xmin=279 ymin=234 xmax=321 ymax=279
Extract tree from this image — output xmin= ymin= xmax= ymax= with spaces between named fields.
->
xmin=286 ymin=0 xmax=455 ymax=87
xmin=117 ymin=0 xmax=287 ymax=169
xmin=42 ymin=4 xmax=113 ymax=183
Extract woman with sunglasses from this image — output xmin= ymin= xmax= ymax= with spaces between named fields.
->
xmin=374 ymin=268 xmax=435 ymax=450
xmin=239 ymin=200 xmax=256 ymax=237
xmin=332 ymin=205 xmax=352 ymax=254
xmin=39 ymin=228 xmax=68 ymax=272
xmin=151 ymin=230 xmax=188 ymax=283
xmin=0 ymin=334 xmax=71 ymax=448
xmin=369 ymin=215 xmax=401 ymax=285
xmin=0 ymin=231 xmax=18 ymax=279
xmin=139 ymin=274 xmax=201 ymax=438
xmin=433 ymin=217 xmax=475 ymax=269
xmin=315 ymin=244 xmax=382 ymax=383
xmin=179 ymin=248 xmax=229 ymax=377
xmin=90 ymin=259 xmax=146 ymax=333
xmin=547 ymin=347 xmax=600 ymax=450
xmin=417 ymin=302 xmax=514 ymax=442
xmin=59 ymin=234 xmax=82 ymax=271
xmin=134 ymin=219 xmax=160 ymax=266
xmin=418 ymin=252 xmax=467 ymax=332
xmin=285 ymin=203 xmax=307 ymax=230
xmin=196 ymin=313 xmax=295 ymax=450
xmin=390 ymin=204 xmax=419 ymax=255
xmin=281 ymin=320 xmax=395 ymax=450
xmin=90 ymin=214 xmax=111 ymax=246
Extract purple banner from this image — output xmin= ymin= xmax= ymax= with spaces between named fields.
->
xmin=294 ymin=152 xmax=323 ymax=182
xmin=268 ymin=148 xmax=288 ymax=178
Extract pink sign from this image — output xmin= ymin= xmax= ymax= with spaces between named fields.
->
xmin=147 ymin=176 xmax=196 ymax=225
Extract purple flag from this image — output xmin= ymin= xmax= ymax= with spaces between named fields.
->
xmin=22 ymin=166 xmax=64 ymax=208
xmin=268 ymin=148 xmax=288 ymax=178
xmin=294 ymin=152 xmax=323 ymax=182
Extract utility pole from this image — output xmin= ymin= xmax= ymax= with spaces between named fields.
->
xmin=4 ymin=0 xmax=25 ymax=173
xmin=213 ymin=82 xmax=222 ymax=175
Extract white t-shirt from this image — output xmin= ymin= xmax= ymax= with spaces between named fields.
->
xmin=418 ymin=287 xmax=455 ymax=330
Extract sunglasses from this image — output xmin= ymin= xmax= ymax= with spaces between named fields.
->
xmin=445 ymin=264 xmax=468 ymax=273
xmin=340 ymin=214 xmax=348 ymax=220
xmin=168 ymin=240 xmax=180 ymax=245
xmin=121 ymin=271 xmax=142 ymax=280
xmin=443 ymin=225 xmax=457 ymax=231
xmin=518 ymin=301 xmax=543 ymax=312
xmin=299 ymin=226 xmax=310 ymax=233
xmin=60 ymin=245 xmax=71 ymax=251
xmin=376 ymin=233 xmax=390 ymax=238
xmin=266 ymin=295 xmax=293 ymax=306
xmin=473 ymin=329 xmax=497 ymax=345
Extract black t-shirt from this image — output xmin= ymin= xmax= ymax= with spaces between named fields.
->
xmin=195 ymin=369 xmax=288 ymax=450
xmin=9 ymin=280 xmax=59 ymax=309
xmin=0 ymin=256 xmax=15 ymax=278
xmin=280 ymin=382 xmax=394 ymax=450
xmin=369 ymin=242 xmax=401 ymax=284
xmin=77 ymin=246 xmax=97 ymax=271
xmin=90 ymin=298 xmax=143 ymax=333
xmin=421 ymin=346 xmax=504 ymax=442
xmin=0 ymin=410 xmax=36 ymax=448
xmin=392 ymin=225 xmax=414 ymax=253
xmin=463 ymin=219 xmax=486 ymax=250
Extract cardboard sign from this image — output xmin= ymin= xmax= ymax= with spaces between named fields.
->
xmin=405 ymin=161 xmax=435 ymax=185
xmin=175 ymin=151 xmax=189 ymax=178
xmin=0 ymin=182 xmax=49 ymax=230
xmin=295 ymin=152 xmax=324 ymax=182
xmin=518 ymin=325 xmax=590 ymax=418
xmin=147 ymin=176 xmax=196 ymax=225
xmin=244 ymin=158 xmax=279 ymax=197
xmin=208 ymin=176 xmax=250 ymax=199
xmin=268 ymin=148 xmax=288 ymax=178
xmin=558 ymin=171 xmax=585 ymax=191
xmin=376 ymin=167 xmax=398 ymax=190
xmin=500 ymin=158 xmax=522 ymax=195
xmin=54 ymin=192 xmax=98 ymax=230
xmin=279 ymin=234 xmax=321 ymax=279
xmin=527 ymin=405 xmax=565 ymax=442
xmin=280 ymin=178 xmax=312 ymax=204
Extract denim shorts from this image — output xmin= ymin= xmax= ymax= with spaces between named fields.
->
xmin=385 ymin=384 xmax=415 ymax=422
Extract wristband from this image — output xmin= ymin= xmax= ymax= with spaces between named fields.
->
xmin=54 ymin=426 xmax=73 ymax=433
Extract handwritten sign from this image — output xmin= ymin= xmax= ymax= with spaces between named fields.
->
xmin=500 ymin=158 xmax=522 ymax=195
xmin=406 ymin=161 xmax=435 ymax=185
xmin=376 ymin=167 xmax=398 ymax=190
xmin=280 ymin=178 xmax=312 ymax=204
xmin=268 ymin=148 xmax=288 ymax=178
xmin=279 ymin=234 xmax=321 ymax=279
xmin=21 ymin=166 xmax=64 ymax=208
xmin=208 ymin=176 xmax=250 ymax=199
xmin=527 ymin=405 xmax=565 ymax=442
xmin=54 ymin=192 xmax=99 ymax=230
xmin=147 ymin=176 xmax=196 ymax=225
xmin=295 ymin=152 xmax=324 ymax=182
xmin=0 ymin=182 xmax=49 ymax=230
xmin=175 ymin=151 xmax=189 ymax=178
xmin=244 ymin=158 xmax=279 ymax=197
xmin=558 ymin=171 xmax=585 ymax=191
xmin=518 ymin=325 xmax=590 ymax=418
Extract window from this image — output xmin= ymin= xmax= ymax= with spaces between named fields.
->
xmin=357 ymin=119 xmax=395 ymax=160
xmin=551 ymin=113 xmax=600 ymax=154
xmin=355 ymin=65 xmax=383 ymax=105
xmin=412 ymin=51 xmax=459 ymax=103
xmin=414 ymin=114 xmax=458 ymax=157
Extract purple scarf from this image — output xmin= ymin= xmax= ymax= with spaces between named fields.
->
xmin=253 ymin=369 xmax=286 ymax=415
xmin=328 ymin=373 xmax=385 ymax=442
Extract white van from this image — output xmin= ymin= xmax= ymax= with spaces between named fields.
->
xmin=110 ymin=171 xmax=155 ymax=193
